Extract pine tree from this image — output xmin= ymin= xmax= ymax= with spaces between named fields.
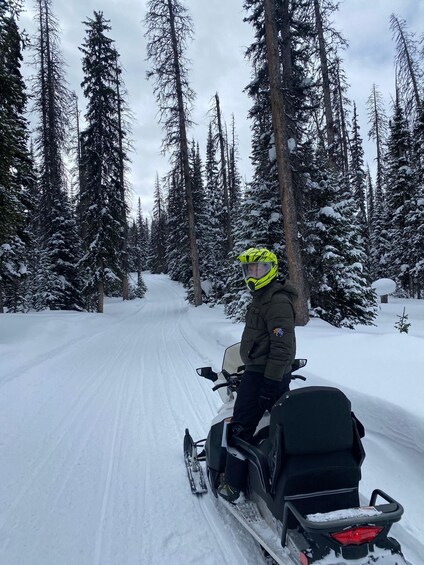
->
xmin=0 ymin=2 xmax=34 ymax=312
xmin=134 ymin=198 xmax=148 ymax=275
xmin=367 ymin=85 xmax=388 ymax=203
xmin=409 ymin=104 xmax=424 ymax=296
xmin=383 ymin=97 xmax=416 ymax=294
xmin=149 ymin=175 xmax=168 ymax=274
xmin=78 ymin=11 xmax=129 ymax=312
xmin=369 ymin=170 xmax=390 ymax=281
xmin=32 ymin=0 xmax=82 ymax=311
xmin=189 ymin=143 xmax=208 ymax=283
xmin=366 ymin=87 xmax=388 ymax=281
xmin=203 ymin=123 xmax=227 ymax=301
xmin=127 ymin=200 xmax=147 ymax=298
xmin=305 ymin=146 xmax=377 ymax=328
xmin=349 ymin=102 xmax=369 ymax=255
xmin=166 ymin=166 xmax=191 ymax=284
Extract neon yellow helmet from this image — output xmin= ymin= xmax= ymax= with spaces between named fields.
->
xmin=237 ymin=247 xmax=278 ymax=291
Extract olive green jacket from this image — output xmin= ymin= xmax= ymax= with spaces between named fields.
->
xmin=239 ymin=279 xmax=297 ymax=381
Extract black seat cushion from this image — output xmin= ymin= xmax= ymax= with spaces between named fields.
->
xmin=270 ymin=386 xmax=354 ymax=455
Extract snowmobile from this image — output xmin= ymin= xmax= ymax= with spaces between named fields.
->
xmin=184 ymin=342 xmax=410 ymax=565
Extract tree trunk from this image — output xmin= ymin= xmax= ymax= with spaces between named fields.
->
xmin=168 ymin=0 xmax=202 ymax=306
xmin=0 ymin=278 xmax=4 ymax=314
xmin=264 ymin=0 xmax=309 ymax=326
xmin=97 ymin=280 xmax=104 ymax=313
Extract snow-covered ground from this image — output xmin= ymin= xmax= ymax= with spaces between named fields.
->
xmin=0 ymin=273 xmax=423 ymax=565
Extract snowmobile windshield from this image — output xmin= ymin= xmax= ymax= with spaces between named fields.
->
xmin=241 ymin=262 xmax=272 ymax=280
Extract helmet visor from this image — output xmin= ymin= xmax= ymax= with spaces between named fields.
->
xmin=242 ymin=262 xmax=272 ymax=280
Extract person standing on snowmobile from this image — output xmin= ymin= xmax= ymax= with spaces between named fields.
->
xmin=218 ymin=247 xmax=297 ymax=503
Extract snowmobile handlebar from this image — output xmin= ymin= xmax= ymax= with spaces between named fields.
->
xmin=211 ymin=367 xmax=306 ymax=392
xmin=212 ymin=377 xmax=239 ymax=392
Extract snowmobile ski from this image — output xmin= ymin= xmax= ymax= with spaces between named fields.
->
xmin=184 ymin=429 xmax=207 ymax=495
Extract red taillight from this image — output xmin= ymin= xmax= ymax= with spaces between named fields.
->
xmin=299 ymin=551 xmax=309 ymax=565
xmin=330 ymin=525 xmax=384 ymax=545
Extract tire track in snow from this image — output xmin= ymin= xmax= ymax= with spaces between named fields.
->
xmin=0 ymin=347 xmax=125 ymax=533
xmin=93 ymin=356 xmax=131 ymax=565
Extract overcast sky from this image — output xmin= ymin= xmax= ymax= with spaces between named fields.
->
xmin=20 ymin=0 xmax=424 ymax=218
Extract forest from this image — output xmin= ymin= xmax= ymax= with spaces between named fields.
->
xmin=1 ymin=0 xmax=423 ymax=327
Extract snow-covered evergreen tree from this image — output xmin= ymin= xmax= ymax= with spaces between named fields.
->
xmin=349 ymin=102 xmax=370 ymax=259
xmin=32 ymin=0 xmax=82 ymax=311
xmin=149 ymin=175 xmax=168 ymax=274
xmin=78 ymin=11 xmax=129 ymax=312
xmin=188 ymin=142 xmax=210 ymax=298
xmin=367 ymin=84 xmax=388 ymax=222
xmin=305 ymin=145 xmax=377 ymax=328
xmin=203 ymin=123 xmax=228 ymax=301
xmin=383 ymin=97 xmax=417 ymax=294
xmin=166 ymin=166 xmax=191 ymax=284
xmin=127 ymin=199 xmax=147 ymax=298
xmin=409 ymin=103 xmax=424 ymax=296
xmin=0 ymin=3 xmax=34 ymax=312
xmin=349 ymin=104 xmax=368 ymax=226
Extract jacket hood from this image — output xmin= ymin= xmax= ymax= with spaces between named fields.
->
xmin=252 ymin=278 xmax=298 ymax=303
xmin=278 ymin=279 xmax=298 ymax=299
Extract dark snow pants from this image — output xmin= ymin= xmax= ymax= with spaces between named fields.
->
xmin=225 ymin=370 xmax=290 ymax=492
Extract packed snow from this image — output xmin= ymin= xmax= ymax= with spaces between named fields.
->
xmin=0 ymin=273 xmax=423 ymax=565
xmin=306 ymin=507 xmax=382 ymax=523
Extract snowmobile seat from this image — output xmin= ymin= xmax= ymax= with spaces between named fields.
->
xmin=262 ymin=386 xmax=364 ymax=524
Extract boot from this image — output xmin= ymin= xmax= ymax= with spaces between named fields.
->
xmin=218 ymin=481 xmax=243 ymax=504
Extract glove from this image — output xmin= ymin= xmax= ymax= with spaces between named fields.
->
xmin=258 ymin=377 xmax=281 ymax=412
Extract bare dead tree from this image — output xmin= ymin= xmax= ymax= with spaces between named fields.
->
xmin=145 ymin=0 xmax=202 ymax=306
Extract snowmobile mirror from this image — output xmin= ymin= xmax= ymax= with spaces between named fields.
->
xmin=196 ymin=367 xmax=218 ymax=382
xmin=291 ymin=358 xmax=307 ymax=372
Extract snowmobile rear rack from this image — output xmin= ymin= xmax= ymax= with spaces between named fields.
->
xmin=280 ymin=488 xmax=404 ymax=547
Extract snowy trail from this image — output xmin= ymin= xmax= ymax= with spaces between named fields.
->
xmin=0 ymin=275 xmax=265 ymax=565
xmin=0 ymin=274 xmax=423 ymax=565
